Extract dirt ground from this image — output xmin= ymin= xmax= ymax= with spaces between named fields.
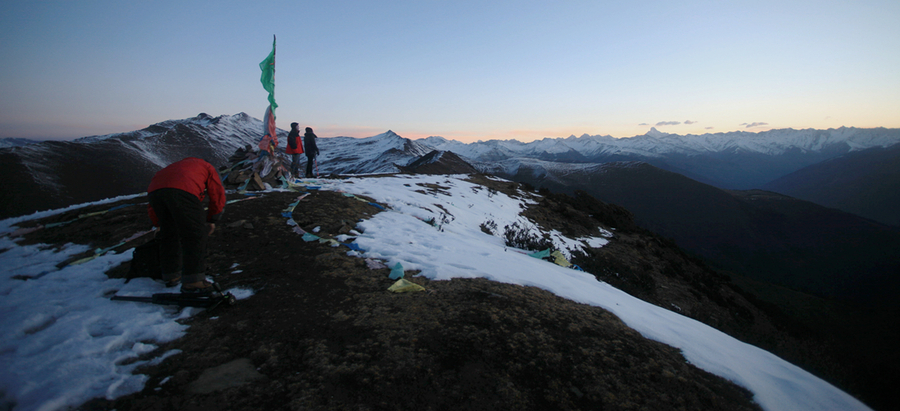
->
xmin=11 ymin=180 xmax=761 ymax=411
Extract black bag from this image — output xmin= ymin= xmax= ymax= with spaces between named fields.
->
xmin=128 ymin=238 xmax=162 ymax=281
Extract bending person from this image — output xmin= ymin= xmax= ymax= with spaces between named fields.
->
xmin=147 ymin=157 xmax=226 ymax=294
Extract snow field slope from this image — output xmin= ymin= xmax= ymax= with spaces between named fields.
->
xmin=321 ymin=174 xmax=870 ymax=411
xmin=0 ymin=174 xmax=871 ymax=411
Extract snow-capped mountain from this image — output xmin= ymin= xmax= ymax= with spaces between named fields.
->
xmin=0 ymin=113 xmax=267 ymax=219
xmin=423 ymin=127 xmax=900 ymax=189
xmin=73 ymin=112 xmax=271 ymax=161
xmin=0 ymin=116 xmax=434 ymax=219
xmin=315 ymin=130 xmax=432 ymax=175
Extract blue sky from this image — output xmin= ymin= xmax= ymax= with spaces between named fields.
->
xmin=1 ymin=0 xmax=898 ymax=142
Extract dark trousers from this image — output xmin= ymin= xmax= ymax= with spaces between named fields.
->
xmin=290 ymin=153 xmax=301 ymax=177
xmin=305 ymin=154 xmax=316 ymax=177
xmin=148 ymin=188 xmax=208 ymax=284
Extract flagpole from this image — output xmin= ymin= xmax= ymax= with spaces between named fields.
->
xmin=271 ymin=34 xmax=276 ymax=150
xmin=272 ymin=34 xmax=276 ymax=106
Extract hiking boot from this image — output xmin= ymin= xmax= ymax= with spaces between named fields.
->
xmin=181 ymin=280 xmax=215 ymax=296
xmin=161 ymin=272 xmax=181 ymax=287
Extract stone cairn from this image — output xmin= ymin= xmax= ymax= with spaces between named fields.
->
xmin=219 ymin=144 xmax=294 ymax=191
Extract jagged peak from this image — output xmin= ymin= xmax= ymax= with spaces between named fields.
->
xmin=645 ymin=127 xmax=668 ymax=138
xmin=369 ymin=130 xmax=403 ymax=140
xmin=400 ymin=149 xmax=477 ymax=174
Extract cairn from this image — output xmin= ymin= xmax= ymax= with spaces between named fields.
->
xmin=219 ymin=144 xmax=294 ymax=191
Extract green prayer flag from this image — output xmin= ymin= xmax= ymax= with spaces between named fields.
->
xmin=259 ymin=36 xmax=277 ymax=109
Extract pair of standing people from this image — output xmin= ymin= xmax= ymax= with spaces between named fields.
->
xmin=286 ymin=123 xmax=320 ymax=178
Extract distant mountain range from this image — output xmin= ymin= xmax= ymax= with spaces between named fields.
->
xmin=428 ymin=127 xmax=900 ymax=227
xmin=423 ymin=126 xmax=900 ymax=190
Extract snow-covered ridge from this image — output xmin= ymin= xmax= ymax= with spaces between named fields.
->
xmin=333 ymin=175 xmax=870 ymax=411
xmin=422 ymin=126 xmax=900 ymax=160
xmin=0 ymin=138 xmax=42 ymax=149
xmin=474 ymin=157 xmax=634 ymax=180
xmin=74 ymin=113 xmax=261 ymax=144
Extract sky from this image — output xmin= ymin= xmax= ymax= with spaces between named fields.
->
xmin=1 ymin=0 xmax=898 ymax=143
xmin=0 ymin=174 xmax=871 ymax=410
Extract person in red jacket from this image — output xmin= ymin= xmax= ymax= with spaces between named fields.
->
xmin=285 ymin=122 xmax=304 ymax=177
xmin=147 ymin=157 xmax=226 ymax=294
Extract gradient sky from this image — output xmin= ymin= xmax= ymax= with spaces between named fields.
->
xmin=1 ymin=0 xmax=898 ymax=142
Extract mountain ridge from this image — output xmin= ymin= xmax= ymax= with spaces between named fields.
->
xmin=6 ymin=113 xmax=896 ymax=217
xmin=763 ymin=143 xmax=900 ymax=226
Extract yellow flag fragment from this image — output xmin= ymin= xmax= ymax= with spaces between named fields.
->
xmin=388 ymin=279 xmax=425 ymax=293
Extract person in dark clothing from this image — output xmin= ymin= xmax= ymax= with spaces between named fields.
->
xmin=286 ymin=122 xmax=304 ymax=177
xmin=147 ymin=157 xmax=226 ymax=294
xmin=303 ymin=127 xmax=320 ymax=178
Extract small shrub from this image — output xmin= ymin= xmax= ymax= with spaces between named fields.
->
xmin=503 ymin=222 xmax=553 ymax=251
xmin=480 ymin=219 xmax=498 ymax=235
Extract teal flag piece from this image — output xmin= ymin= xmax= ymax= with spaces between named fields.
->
xmin=528 ymin=249 xmax=551 ymax=259
xmin=389 ymin=262 xmax=404 ymax=280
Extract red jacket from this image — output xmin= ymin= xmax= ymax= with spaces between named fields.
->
xmin=286 ymin=129 xmax=304 ymax=155
xmin=147 ymin=157 xmax=226 ymax=226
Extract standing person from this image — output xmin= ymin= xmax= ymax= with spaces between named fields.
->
xmin=303 ymin=127 xmax=320 ymax=178
xmin=286 ymin=122 xmax=304 ymax=177
xmin=147 ymin=157 xmax=226 ymax=294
